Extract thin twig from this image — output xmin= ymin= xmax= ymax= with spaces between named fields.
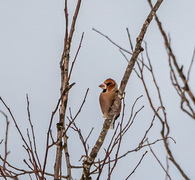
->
xmin=125 ymin=151 xmax=148 ymax=179
xmin=0 ymin=110 xmax=9 ymax=170
xmin=187 ymin=47 xmax=195 ymax=82
xmin=68 ymin=32 xmax=85 ymax=81
xmin=26 ymin=95 xmax=41 ymax=170
xmin=92 ymin=28 xmax=132 ymax=55
xmin=147 ymin=140 xmax=171 ymax=180
xmin=126 ymin=28 xmax=134 ymax=51
xmin=64 ymin=88 xmax=89 ymax=134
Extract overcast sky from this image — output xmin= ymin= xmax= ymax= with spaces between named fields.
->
xmin=0 ymin=0 xmax=195 ymax=179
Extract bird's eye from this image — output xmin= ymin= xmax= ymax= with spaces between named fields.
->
xmin=106 ymin=82 xmax=111 ymax=86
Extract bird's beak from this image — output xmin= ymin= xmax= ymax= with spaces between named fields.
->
xmin=99 ymin=83 xmax=106 ymax=89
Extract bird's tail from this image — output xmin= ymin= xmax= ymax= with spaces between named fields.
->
xmin=109 ymin=117 xmax=116 ymax=129
xmin=109 ymin=120 xmax=114 ymax=129
xmin=109 ymin=114 xmax=120 ymax=129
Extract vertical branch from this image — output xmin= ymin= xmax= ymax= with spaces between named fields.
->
xmin=187 ymin=47 xmax=195 ymax=82
xmin=42 ymin=89 xmax=66 ymax=178
xmin=26 ymin=95 xmax=41 ymax=170
xmin=64 ymin=0 xmax=68 ymax=46
xmin=54 ymin=0 xmax=83 ymax=179
xmin=126 ymin=28 xmax=134 ymax=52
xmin=68 ymin=32 xmax=85 ymax=81
xmin=0 ymin=110 xmax=9 ymax=170
xmin=69 ymin=0 xmax=82 ymax=41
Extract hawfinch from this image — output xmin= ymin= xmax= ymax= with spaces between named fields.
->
xmin=99 ymin=78 xmax=121 ymax=129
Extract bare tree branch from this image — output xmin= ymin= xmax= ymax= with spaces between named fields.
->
xmin=55 ymin=0 xmax=83 ymax=179
xmin=126 ymin=28 xmax=134 ymax=52
xmin=136 ymin=22 xmax=190 ymax=179
xmin=147 ymin=0 xmax=195 ymax=118
xmin=187 ymin=47 xmax=195 ymax=82
xmin=125 ymin=151 xmax=148 ymax=180
xmin=92 ymin=28 xmax=132 ymax=55
xmin=26 ymin=95 xmax=42 ymax=171
xmin=147 ymin=140 xmax=171 ymax=180
xmin=81 ymin=1 xmax=164 ymax=179
xmin=0 ymin=110 xmax=9 ymax=170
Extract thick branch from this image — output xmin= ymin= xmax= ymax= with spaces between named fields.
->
xmin=81 ymin=1 xmax=164 ymax=179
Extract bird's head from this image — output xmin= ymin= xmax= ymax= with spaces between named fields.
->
xmin=99 ymin=78 xmax=117 ymax=93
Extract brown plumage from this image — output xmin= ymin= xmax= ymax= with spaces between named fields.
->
xmin=99 ymin=78 xmax=121 ymax=129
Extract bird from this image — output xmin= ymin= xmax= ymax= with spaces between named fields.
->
xmin=99 ymin=78 xmax=121 ymax=129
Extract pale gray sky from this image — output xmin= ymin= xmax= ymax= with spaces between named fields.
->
xmin=0 ymin=0 xmax=195 ymax=179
